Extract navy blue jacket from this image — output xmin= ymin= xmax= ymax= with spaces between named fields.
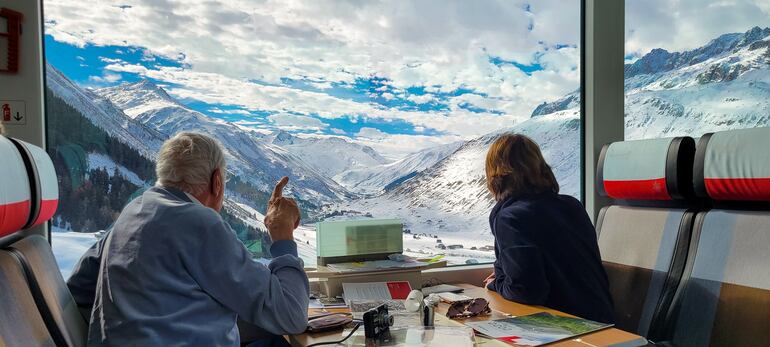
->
xmin=487 ymin=192 xmax=615 ymax=324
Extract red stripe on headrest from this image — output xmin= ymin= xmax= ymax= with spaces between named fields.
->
xmin=31 ymin=199 xmax=59 ymax=227
xmin=604 ymin=178 xmax=670 ymax=200
xmin=0 ymin=200 xmax=31 ymax=237
xmin=704 ymin=178 xmax=770 ymax=201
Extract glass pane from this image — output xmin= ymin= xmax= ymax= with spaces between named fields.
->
xmin=43 ymin=1 xmax=582 ymax=273
xmin=625 ymin=0 xmax=770 ymax=140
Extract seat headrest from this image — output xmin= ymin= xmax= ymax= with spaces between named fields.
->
xmin=694 ymin=127 xmax=770 ymax=201
xmin=12 ymin=139 xmax=59 ymax=227
xmin=598 ymin=137 xmax=695 ymax=201
xmin=0 ymin=136 xmax=31 ymax=237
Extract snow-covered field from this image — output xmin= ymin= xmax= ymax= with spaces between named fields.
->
xmin=88 ymin=152 xmax=145 ymax=186
xmin=51 ymin=227 xmax=100 ymax=279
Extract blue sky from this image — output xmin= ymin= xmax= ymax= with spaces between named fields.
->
xmin=43 ymin=0 xmax=581 ymax=158
xmin=46 ymin=32 xmax=505 ymax=138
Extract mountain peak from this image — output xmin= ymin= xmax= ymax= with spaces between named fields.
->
xmin=531 ymin=91 xmax=580 ymax=118
xmin=737 ymin=26 xmax=770 ymax=47
xmin=97 ymin=79 xmax=175 ymax=105
xmin=94 ymin=79 xmax=181 ymax=119
xmin=126 ymin=79 xmax=173 ymax=99
xmin=625 ymin=26 xmax=770 ymax=78
xmin=271 ymin=130 xmax=297 ymax=145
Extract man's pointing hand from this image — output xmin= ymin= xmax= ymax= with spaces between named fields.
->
xmin=264 ymin=177 xmax=301 ymax=242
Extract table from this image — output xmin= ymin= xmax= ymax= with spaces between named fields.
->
xmin=290 ymin=283 xmax=647 ymax=347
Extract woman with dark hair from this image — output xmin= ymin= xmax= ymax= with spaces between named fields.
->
xmin=483 ymin=133 xmax=614 ymax=324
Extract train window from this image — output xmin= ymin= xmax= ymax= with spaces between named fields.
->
xmin=43 ymin=1 xmax=582 ymax=275
xmin=624 ymin=0 xmax=770 ymax=140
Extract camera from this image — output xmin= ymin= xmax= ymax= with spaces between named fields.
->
xmin=362 ymin=303 xmax=394 ymax=339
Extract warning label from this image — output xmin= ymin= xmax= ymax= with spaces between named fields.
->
xmin=1 ymin=100 xmax=26 ymax=125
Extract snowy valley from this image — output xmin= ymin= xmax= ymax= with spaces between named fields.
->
xmin=47 ymin=27 xmax=770 ymax=268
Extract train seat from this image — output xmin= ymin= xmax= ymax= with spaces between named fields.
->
xmin=0 ymin=135 xmax=87 ymax=347
xmin=0 ymin=135 xmax=57 ymax=347
xmin=595 ymin=136 xmax=697 ymax=339
xmin=661 ymin=127 xmax=770 ymax=346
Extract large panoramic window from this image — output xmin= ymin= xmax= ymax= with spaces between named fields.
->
xmin=625 ymin=0 xmax=770 ymax=141
xmin=44 ymin=0 xmax=582 ymax=274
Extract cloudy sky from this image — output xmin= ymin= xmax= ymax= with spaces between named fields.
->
xmin=626 ymin=0 xmax=770 ymax=58
xmin=44 ymin=0 xmax=581 ymax=158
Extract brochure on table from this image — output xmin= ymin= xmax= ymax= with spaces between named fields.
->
xmin=464 ymin=312 xmax=613 ymax=347
xmin=342 ymin=281 xmax=413 ymax=304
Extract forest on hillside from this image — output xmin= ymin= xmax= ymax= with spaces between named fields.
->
xmin=46 ymin=91 xmax=273 ymax=256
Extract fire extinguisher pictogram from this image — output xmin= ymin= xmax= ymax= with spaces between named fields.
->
xmin=2 ymin=104 xmax=10 ymax=122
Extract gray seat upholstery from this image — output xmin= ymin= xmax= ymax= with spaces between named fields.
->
xmin=0 ymin=136 xmax=86 ymax=347
xmin=597 ymin=206 xmax=694 ymax=338
xmin=0 ymin=251 xmax=56 ymax=347
xmin=664 ymin=211 xmax=770 ymax=346
xmin=9 ymin=235 xmax=88 ymax=347
xmin=595 ymin=136 xmax=696 ymax=339
xmin=660 ymin=127 xmax=770 ymax=346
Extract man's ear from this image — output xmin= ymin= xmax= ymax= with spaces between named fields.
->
xmin=211 ymin=168 xmax=223 ymax=195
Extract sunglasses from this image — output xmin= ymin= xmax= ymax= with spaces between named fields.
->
xmin=446 ymin=298 xmax=491 ymax=319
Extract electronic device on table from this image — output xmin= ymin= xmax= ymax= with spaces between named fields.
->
xmin=316 ymin=219 xmax=403 ymax=266
xmin=421 ymin=283 xmax=465 ymax=295
xmin=362 ymin=303 xmax=394 ymax=339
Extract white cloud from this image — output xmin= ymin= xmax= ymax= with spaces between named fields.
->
xmin=89 ymin=72 xmax=122 ymax=83
xmin=44 ymin=0 xmax=582 ymax=157
xmin=267 ymin=113 xmax=327 ymax=130
xmin=209 ymin=107 xmax=251 ymax=115
xmin=626 ymin=0 xmax=770 ymax=56
xmin=407 ymin=94 xmax=435 ymax=104
xmin=103 ymin=61 xmax=521 ymax=137
xmin=331 ymin=128 xmax=346 ymax=135
xmin=356 ymin=127 xmax=388 ymax=139
xmin=99 ymin=57 xmax=124 ymax=64
xmin=354 ymin=133 xmax=464 ymax=159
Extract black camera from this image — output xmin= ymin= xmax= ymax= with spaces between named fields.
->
xmin=362 ymin=303 xmax=394 ymax=339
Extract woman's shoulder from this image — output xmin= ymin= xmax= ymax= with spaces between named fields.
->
xmin=498 ymin=192 xmax=582 ymax=218
xmin=496 ymin=194 xmax=545 ymax=220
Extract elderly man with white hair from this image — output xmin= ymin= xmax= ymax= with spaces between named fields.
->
xmin=67 ymin=132 xmax=308 ymax=347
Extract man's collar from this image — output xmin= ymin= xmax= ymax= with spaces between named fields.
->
xmin=184 ymin=192 xmax=203 ymax=206
xmin=154 ymin=185 xmax=196 ymax=204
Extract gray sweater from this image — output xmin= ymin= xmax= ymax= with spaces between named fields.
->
xmin=67 ymin=186 xmax=309 ymax=346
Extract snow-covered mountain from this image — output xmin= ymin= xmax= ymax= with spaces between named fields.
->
xmin=625 ymin=26 xmax=770 ymax=139
xmin=334 ymin=141 xmax=464 ymax=194
xmin=266 ymin=130 xmax=391 ymax=179
xmin=531 ymin=90 xmax=579 ymax=117
xmin=46 ymin=26 xmax=770 ymax=262
xmin=46 ymin=65 xmax=269 ymax=237
xmin=46 ymin=65 xmax=166 ymax=159
xmin=96 ymin=81 xmax=352 ymax=206
xmin=625 ymin=27 xmax=770 ymax=79
xmin=333 ymin=108 xmax=580 ymax=246
xmin=330 ymin=26 xmax=770 ymax=251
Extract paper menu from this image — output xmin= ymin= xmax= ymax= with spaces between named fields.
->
xmin=463 ymin=312 xmax=612 ymax=347
xmin=342 ymin=281 xmax=412 ymax=304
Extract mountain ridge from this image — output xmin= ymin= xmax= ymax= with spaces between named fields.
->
xmin=625 ymin=26 xmax=770 ymax=78
xmin=94 ymin=81 xmax=354 ymax=207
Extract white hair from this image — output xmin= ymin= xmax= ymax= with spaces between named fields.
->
xmin=156 ymin=132 xmax=226 ymax=195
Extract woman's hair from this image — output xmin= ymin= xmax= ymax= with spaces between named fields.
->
xmin=485 ymin=133 xmax=559 ymax=201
